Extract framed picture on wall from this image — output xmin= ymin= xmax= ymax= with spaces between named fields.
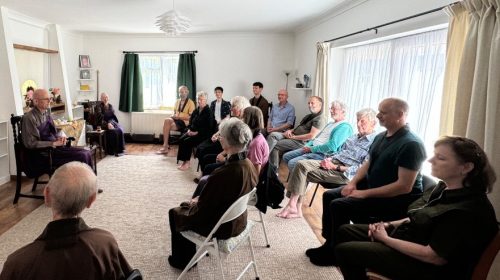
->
xmin=80 ymin=69 xmax=91 ymax=79
xmin=79 ymin=55 xmax=91 ymax=68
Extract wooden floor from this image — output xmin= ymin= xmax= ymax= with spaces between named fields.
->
xmin=0 ymin=143 xmax=326 ymax=243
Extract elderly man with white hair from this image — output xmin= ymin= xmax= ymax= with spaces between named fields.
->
xmin=168 ymin=118 xmax=258 ymax=270
xmin=277 ymin=108 xmax=378 ymax=219
xmin=0 ymin=162 xmax=133 ymax=279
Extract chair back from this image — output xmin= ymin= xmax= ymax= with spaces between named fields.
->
xmin=472 ymin=231 xmax=500 ymax=280
xmin=205 ymin=188 xmax=257 ymax=240
xmin=11 ymin=114 xmax=29 ymax=176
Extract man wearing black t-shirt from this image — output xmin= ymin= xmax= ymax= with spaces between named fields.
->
xmin=306 ymin=97 xmax=426 ymax=266
xmin=249 ymin=82 xmax=269 ymax=126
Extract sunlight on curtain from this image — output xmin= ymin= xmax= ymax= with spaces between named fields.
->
xmin=139 ymin=54 xmax=179 ymax=110
xmin=334 ymin=29 xmax=448 ymax=174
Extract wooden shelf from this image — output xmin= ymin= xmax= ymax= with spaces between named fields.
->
xmin=13 ymin=43 xmax=58 ymax=54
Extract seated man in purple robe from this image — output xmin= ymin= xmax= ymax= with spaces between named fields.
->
xmin=21 ymin=88 xmax=94 ymax=172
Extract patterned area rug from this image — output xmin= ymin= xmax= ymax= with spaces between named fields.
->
xmin=0 ymin=155 xmax=343 ymax=279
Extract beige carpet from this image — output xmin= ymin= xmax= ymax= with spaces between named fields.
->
xmin=0 ymin=155 xmax=343 ymax=279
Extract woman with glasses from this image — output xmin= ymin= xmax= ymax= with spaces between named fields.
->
xmin=333 ymin=136 xmax=498 ymax=280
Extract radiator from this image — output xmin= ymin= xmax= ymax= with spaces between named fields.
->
xmin=130 ymin=112 xmax=171 ymax=135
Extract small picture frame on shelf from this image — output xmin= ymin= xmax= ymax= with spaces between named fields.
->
xmin=79 ymin=55 xmax=91 ymax=68
xmin=80 ymin=69 xmax=91 ymax=79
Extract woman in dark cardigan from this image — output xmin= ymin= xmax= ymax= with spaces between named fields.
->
xmin=177 ymin=91 xmax=215 ymax=170
xmin=98 ymin=92 xmax=125 ymax=156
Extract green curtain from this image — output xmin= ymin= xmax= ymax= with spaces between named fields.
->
xmin=177 ymin=53 xmax=196 ymax=100
xmin=119 ymin=53 xmax=143 ymax=112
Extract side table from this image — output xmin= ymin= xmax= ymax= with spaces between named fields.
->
xmin=87 ymin=130 xmax=106 ymax=158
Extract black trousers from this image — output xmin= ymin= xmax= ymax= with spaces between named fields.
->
xmin=168 ymin=209 xmax=196 ymax=263
xmin=177 ymin=135 xmax=204 ymax=161
xmin=322 ymin=185 xmax=418 ymax=246
xmin=335 ymin=224 xmax=441 ymax=280
xmin=197 ymin=141 xmax=222 ymax=171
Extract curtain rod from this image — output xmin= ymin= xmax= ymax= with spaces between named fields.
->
xmin=323 ymin=1 xmax=459 ymax=43
xmin=122 ymin=50 xmax=198 ymax=54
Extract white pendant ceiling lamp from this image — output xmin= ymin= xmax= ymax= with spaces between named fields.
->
xmin=155 ymin=0 xmax=191 ymax=36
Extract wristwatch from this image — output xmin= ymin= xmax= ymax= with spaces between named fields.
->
xmin=336 ymin=165 xmax=342 ymax=172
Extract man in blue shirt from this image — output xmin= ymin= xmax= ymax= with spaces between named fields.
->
xmin=277 ymin=108 xmax=377 ymax=219
xmin=266 ymin=89 xmax=295 ymax=133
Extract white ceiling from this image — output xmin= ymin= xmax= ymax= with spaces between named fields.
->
xmin=1 ymin=0 xmax=350 ymax=34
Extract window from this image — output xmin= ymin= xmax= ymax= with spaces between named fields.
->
xmin=139 ymin=54 xmax=179 ymax=110
xmin=330 ymin=29 xmax=448 ymax=173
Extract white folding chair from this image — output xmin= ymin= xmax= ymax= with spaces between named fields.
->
xmin=247 ymin=194 xmax=270 ymax=248
xmin=177 ymin=188 xmax=260 ymax=280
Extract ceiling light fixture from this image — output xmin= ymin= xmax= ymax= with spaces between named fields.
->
xmin=155 ymin=0 xmax=191 ymax=36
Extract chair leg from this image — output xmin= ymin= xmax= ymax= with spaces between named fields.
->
xmin=308 ymin=183 xmax=320 ymax=207
xmin=31 ymin=177 xmax=39 ymax=192
xmin=214 ymin=241 xmax=225 ymax=280
xmin=13 ymin=174 xmax=22 ymax=204
xmin=258 ymin=211 xmax=270 ymax=248
xmin=248 ymin=235 xmax=260 ymax=280
xmin=177 ymin=247 xmax=210 ymax=280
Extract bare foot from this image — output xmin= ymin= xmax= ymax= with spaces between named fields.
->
xmin=276 ymin=205 xmax=298 ymax=218
xmin=155 ymin=148 xmax=169 ymax=154
xmin=177 ymin=163 xmax=190 ymax=171
xmin=284 ymin=212 xmax=303 ymax=219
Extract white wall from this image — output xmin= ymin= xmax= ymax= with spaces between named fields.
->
xmin=293 ymin=0 xmax=456 ymax=119
xmin=82 ymin=32 xmax=295 ymax=132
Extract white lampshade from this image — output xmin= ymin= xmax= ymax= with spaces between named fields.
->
xmin=155 ymin=8 xmax=191 ymax=36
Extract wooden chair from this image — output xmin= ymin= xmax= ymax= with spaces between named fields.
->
xmin=10 ymin=114 xmax=54 ymax=204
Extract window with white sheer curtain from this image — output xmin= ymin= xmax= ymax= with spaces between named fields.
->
xmin=331 ymin=28 xmax=448 ymax=172
xmin=139 ymin=54 xmax=179 ymax=110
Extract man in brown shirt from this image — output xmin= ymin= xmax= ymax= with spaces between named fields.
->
xmin=0 ymin=162 xmax=132 ymax=280
xmin=249 ymin=82 xmax=270 ymax=126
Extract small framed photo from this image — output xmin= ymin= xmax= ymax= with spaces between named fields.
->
xmin=79 ymin=55 xmax=91 ymax=68
xmin=80 ymin=69 xmax=91 ymax=79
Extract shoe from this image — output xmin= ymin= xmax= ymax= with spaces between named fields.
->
xmin=98 ymin=188 xmax=104 ymax=194
xmin=309 ymin=253 xmax=337 ymax=267
xmin=168 ymin=255 xmax=197 ymax=270
xmin=306 ymin=244 xmax=337 ymax=266
xmin=115 ymin=153 xmax=124 ymax=157
xmin=305 ymin=245 xmax=329 ymax=258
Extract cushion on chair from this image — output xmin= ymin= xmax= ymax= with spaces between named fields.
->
xmin=182 ymin=220 xmax=256 ymax=254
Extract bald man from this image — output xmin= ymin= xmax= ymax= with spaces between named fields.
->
xmin=306 ymin=98 xmax=427 ymax=267
xmin=21 ymin=88 xmax=94 ymax=171
xmin=266 ymin=89 xmax=295 ymax=134
xmin=0 ymin=162 xmax=132 ymax=279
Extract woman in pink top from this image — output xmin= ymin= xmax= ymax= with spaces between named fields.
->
xmin=242 ymin=106 xmax=269 ymax=175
